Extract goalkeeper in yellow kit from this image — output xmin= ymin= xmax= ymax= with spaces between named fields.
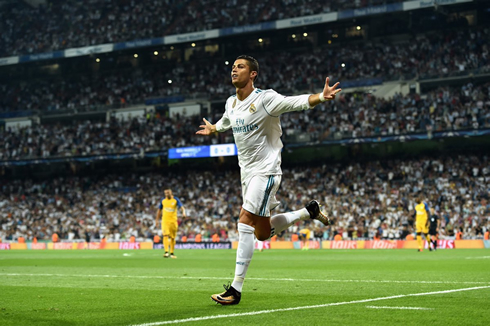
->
xmin=155 ymin=189 xmax=186 ymax=258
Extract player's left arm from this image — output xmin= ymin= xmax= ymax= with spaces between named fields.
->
xmin=176 ymin=197 xmax=186 ymax=218
xmin=424 ymin=202 xmax=430 ymax=227
xmin=263 ymin=77 xmax=341 ymax=116
xmin=308 ymin=77 xmax=342 ymax=107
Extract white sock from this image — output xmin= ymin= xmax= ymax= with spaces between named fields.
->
xmin=270 ymin=208 xmax=310 ymax=238
xmin=257 ymin=240 xmax=264 ymax=250
xmin=231 ymin=223 xmax=255 ymax=293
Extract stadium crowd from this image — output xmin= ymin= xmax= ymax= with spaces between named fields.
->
xmin=0 ymin=0 xmax=405 ymax=57
xmin=1 ymin=155 xmax=488 ymax=243
xmin=1 ymin=82 xmax=489 ymax=161
xmin=166 ymin=0 xmax=403 ymax=35
xmin=1 ymin=26 xmax=489 ymax=114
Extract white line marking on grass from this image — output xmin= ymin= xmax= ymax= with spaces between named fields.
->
xmin=366 ymin=306 xmax=434 ymax=310
xmin=129 ymin=286 xmax=490 ymax=326
xmin=466 ymin=256 xmax=490 ymax=259
xmin=1 ymin=273 xmax=489 ymax=285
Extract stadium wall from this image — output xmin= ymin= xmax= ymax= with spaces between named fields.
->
xmin=0 ymin=240 xmax=487 ymax=250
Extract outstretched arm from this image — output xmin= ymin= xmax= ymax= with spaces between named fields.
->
xmin=195 ymin=118 xmax=217 ymax=135
xmin=263 ymin=77 xmax=342 ymax=116
xmin=308 ymin=77 xmax=341 ymax=107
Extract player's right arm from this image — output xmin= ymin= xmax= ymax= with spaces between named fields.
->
xmin=196 ymin=118 xmax=218 ymax=135
xmin=196 ymin=102 xmax=231 ymax=135
xmin=156 ymin=199 xmax=163 ymax=227
xmin=155 ymin=208 xmax=161 ymax=228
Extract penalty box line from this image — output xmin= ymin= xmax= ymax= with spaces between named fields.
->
xmin=130 ymin=286 xmax=490 ymax=326
xmin=1 ymin=273 xmax=489 ymax=285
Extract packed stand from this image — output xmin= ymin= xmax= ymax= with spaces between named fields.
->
xmin=1 ymin=26 xmax=489 ymax=114
xmin=261 ymin=27 xmax=490 ymax=87
xmin=0 ymin=114 xmax=223 ymax=161
xmin=280 ymin=82 xmax=490 ymax=142
xmin=167 ymin=0 xmax=403 ymax=35
xmin=2 ymin=82 xmax=490 ymax=161
xmin=0 ymin=0 xmax=405 ymax=57
xmin=0 ymin=155 xmax=489 ymax=242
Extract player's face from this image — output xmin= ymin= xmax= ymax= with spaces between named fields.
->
xmin=231 ymin=59 xmax=256 ymax=88
xmin=164 ymin=189 xmax=172 ymax=199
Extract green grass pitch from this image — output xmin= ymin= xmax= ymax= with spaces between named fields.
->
xmin=0 ymin=249 xmax=489 ymax=326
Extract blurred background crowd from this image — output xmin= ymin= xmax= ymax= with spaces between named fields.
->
xmin=1 ymin=155 xmax=488 ymax=242
xmin=2 ymin=82 xmax=489 ymax=161
xmin=0 ymin=0 xmax=405 ymax=57
xmin=1 ymin=26 xmax=489 ymax=113
xmin=1 ymin=0 xmax=489 ymax=244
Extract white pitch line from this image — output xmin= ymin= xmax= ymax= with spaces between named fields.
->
xmin=366 ymin=306 xmax=433 ymax=310
xmin=130 ymin=286 xmax=490 ymax=326
xmin=465 ymin=256 xmax=490 ymax=259
xmin=0 ymin=273 xmax=489 ymax=285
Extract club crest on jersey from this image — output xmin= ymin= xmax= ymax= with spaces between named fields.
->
xmin=249 ymin=104 xmax=257 ymax=114
xmin=232 ymin=99 xmax=237 ymax=108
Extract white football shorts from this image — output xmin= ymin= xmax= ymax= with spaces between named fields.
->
xmin=242 ymin=174 xmax=281 ymax=217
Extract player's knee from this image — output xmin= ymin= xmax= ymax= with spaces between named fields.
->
xmin=255 ymin=232 xmax=269 ymax=241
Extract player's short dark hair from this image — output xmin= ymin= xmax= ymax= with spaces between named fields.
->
xmin=236 ymin=55 xmax=259 ymax=82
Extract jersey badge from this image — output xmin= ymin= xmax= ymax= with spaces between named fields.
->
xmin=249 ymin=103 xmax=257 ymax=114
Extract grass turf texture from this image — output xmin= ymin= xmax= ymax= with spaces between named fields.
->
xmin=0 ymin=249 xmax=489 ymax=326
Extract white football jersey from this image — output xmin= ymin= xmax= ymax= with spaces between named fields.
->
xmin=215 ymin=88 xmax=312 ymax=183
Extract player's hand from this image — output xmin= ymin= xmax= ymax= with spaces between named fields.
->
xmin=322 ymin=77 xmax=342 ymax=100
xmin=196 ymin=118 xmax=216 ymax=135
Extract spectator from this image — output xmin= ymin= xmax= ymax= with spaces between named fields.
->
xmin=1 ymin=155 xmax=488 ymax=242
xmin=0 ymin=0 xmax=406 ymax=57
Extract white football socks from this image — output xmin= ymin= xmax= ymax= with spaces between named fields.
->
xmin=232 ymin=223 xmax=255 ymax=293
xmin=231 ymin=209 xmax=310 ymax=292
xmin=270 ymin=208 xmax=310 ymax=238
